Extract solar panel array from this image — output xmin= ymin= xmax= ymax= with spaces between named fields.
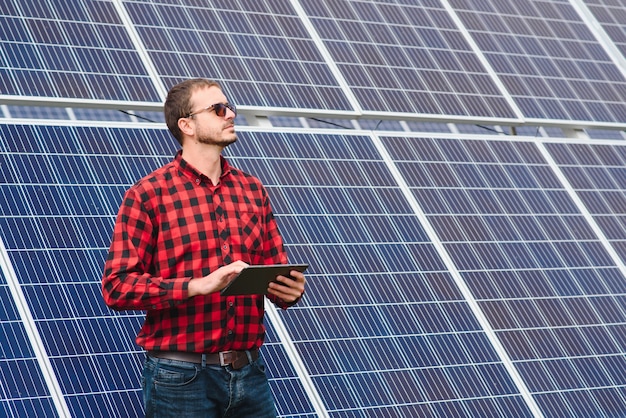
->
xmin=298 ymin=0 xmax=519 ymax=119
xmin=382 ymin=134 xmax=626 ymax=417
xmin=2 ymin=0 xmax=626 ymax=417
xmin=3 ymin=0 xmax=626 ymax=125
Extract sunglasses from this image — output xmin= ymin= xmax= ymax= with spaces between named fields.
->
xmin=187 ymin=102 xmax=236 ymax=118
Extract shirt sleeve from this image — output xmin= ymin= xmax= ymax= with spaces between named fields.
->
xmin=102 ymin=187 xmax=189 ymax=311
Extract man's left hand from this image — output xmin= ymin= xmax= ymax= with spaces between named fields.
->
xmin=268 ymin=270 xmax=306 ymax=303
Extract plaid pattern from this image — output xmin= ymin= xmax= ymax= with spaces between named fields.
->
xmin=102 ymin=151 xmax=289 ymax=353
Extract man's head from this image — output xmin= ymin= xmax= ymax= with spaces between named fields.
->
xmin=164 ymin=78 xmax=237 ymax=146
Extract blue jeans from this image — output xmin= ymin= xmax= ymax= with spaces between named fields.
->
xmin=142 ymin=353 xmax=277 ymax=418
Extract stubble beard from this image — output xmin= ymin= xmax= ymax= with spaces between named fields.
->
xmin=198 ymin=135 xmax=237 ymax=147
xmin=198 ymin=125 xmax=237 ymax=147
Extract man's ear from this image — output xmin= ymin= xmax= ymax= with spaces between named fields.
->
xmin=178 ymin=117 xmax=194 ymax=137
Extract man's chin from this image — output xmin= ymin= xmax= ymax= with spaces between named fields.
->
xmin=224 ymin=135 xmax=237 ymax=145
xmin=197 ymin=135 xmax=237 ymax=147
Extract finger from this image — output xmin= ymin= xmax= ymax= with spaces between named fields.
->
xmin=267 ymin=285 xmax=301 ymax=302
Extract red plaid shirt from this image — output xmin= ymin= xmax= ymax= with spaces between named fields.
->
xmin=102 ymin=151 xmax=290 ymax=353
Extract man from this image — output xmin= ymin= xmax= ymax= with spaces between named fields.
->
xmin=102 ymin=78 xmax=306 ymax=417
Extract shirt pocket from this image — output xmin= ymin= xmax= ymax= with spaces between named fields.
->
xmin=236 ymin=207 xmax=263 ymax=255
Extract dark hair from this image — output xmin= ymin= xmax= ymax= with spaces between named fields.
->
xmin=164 ymin=78 xmax=222 ymax=144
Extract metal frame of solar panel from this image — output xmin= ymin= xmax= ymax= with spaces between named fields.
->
xmin=1 ymin=121 xmax=626 ymax=418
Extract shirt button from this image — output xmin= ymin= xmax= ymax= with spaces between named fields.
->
xmin=222 ymin=244 xmax=228 ymax=250
xmin=195 ymin=178 xmax=200 ymax=184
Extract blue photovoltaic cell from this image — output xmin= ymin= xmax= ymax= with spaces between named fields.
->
xmin=123 ymin=0 xmax=352 ymax=111
xmin=299 ymin=0 xmax=517 ymax=118
xmin=584 ymin=0 xmax=626 ymax=58
xmin=0 ymin=0 xmax=161 ymax=102
xmin=0 ymin=124 xmax=324 ymax=418
xmin=3 ymin=122 xmax=626 ymax=417
xmin=382 ymin=134 xmax=626 ymax=417
xmin=449 ymin=0 xmax=626 ymax=123
xmin=0 ymin=124 xmax=167 ymax=418
xmin=545 ymin=142 xmax=626 ymax=262
xmin=0 ymin=257 xmax=58 ymax=417
xmin=0 ymin=123 xmax=539 ymax=417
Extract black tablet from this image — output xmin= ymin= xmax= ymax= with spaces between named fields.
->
xmin=220 ymin=264 xmax=309 ymax=296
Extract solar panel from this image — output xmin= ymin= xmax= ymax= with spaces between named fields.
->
xmin=0 ymin=0 xmax=162 ymax=103
xmin=0 ymin=244 xmax=59 ymax=418
xmin=3 ymin=120 xmax=626 ymax=417
xmin=545 ymin=142 xmax=626 ymax=259
xmin=2 ymin=0 xmax=626 ymax=416
xmin=381 ymin=133 xmax=626 ymax=417
xmin=227 ymin=131 xmax=538 ymax=416
xmin=449 ymin=0 xmax=626 ymax=124
xmin=298 ymin=0 xmax=519 ymax=120
xmin=4 ymin=0 xmax=626 ymax=126
xmin=123 ymin=0 xmax=353 ymax=111
xmin=0 ymin=123 xmax=530 ymax=417
xmin=584 ymin=0 xmax=626 ymax=58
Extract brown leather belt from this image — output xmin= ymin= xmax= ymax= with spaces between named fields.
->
xmin=148 ymin=349 xmax=259 ymax=370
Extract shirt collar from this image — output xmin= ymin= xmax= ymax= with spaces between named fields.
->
xmin=174 ymin=150 xmax=232 ymax=184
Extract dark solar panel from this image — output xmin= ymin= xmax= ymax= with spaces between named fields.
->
xmin=584 ymin=0 xmax=626 ymax=59
xmin=546 ymin=142 xmax=626 ymax=260
xmin=0 ymin=262 xmax=59 ymax=417
xmin=0 ymin=123 xmax=542 ymax=417
xmin=123 ymin=0 xmax=353 ymax=111
xmin=299 ymin=0 xmax=519 ymax=119
xmin=4 ymin=0 xmax=626 ymax=125
xmin=227 ymin=131 xmax=535 ymax=416
xmin=2 ymin=0 xmax=626 ymax=415
xmin=0 ymin=124 xmax=328 ymax=417
xmin=382 ymin=134 xmax=626 ymax=417
xmin=450 ymin=0 xmax=626 ymax=123
xmin=0 ymin=0 xmax=162 ymax=102
xmin=3 ymin=122 xmax=626 ymax=416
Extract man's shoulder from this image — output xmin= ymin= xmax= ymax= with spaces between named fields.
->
xmin=227 ymin=166 xmax=265 ymax=188
xmin=128 ymin=161 xmax=177 ymax=194
xmin=229 ymin=165 xmax=256 ymax=180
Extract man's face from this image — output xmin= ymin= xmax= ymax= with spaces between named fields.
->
xmin=188 ymin=86 xmax=237 ymax=147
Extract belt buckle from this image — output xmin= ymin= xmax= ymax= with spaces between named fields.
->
xmin=218 ymin=351 xmax=230 ymax=367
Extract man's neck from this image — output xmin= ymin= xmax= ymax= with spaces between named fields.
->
xmin=181 ymin=145 xmax=223 ymax=185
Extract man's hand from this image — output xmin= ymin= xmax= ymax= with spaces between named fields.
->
xmin=268 ymin=269 xmax=306 ymax=303
xmin=187 ymin=260 xmax=249 ymax=297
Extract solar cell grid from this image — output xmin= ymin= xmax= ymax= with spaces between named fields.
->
xmin=0 ymin=0 xmax=161 ymax=102
xmin=450 ymin=0 xmax=626 ymax=123
xmin=585 ymin=0 xmax=626 ymax=60
xmin=299 ymin=0 xmax=518 ymax=119
xmin=3 ymin=118 xmax=626 ymax=417
xmin=123 ymin=0 xmax=352 ymax=111
xmin=0 ymin=244 xmax=60 ymax=417
xmin=383 ymin=133 xmax=626 ymax=417
xmin=224 ymin=131 xmax=536 ymax=416
xmin=545 ymin=142 xmax=626 ymax=265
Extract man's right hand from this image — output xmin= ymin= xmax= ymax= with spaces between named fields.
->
xmin=187 ymin=260 xmax=249 ymax=297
